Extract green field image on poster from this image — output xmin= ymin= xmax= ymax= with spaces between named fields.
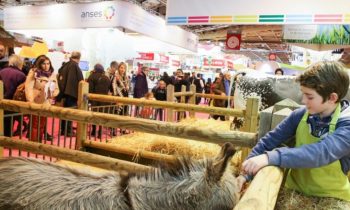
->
xmin=284 ymin=25 xmax=350 ymax=45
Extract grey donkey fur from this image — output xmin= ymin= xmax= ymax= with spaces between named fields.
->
xmin=0 ymin=143 xmax=240 ymax=210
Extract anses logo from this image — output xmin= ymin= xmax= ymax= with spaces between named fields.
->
xmin=104 ymin=6 xmax=116 ymax=20
xmin=81 ymin=6 xmax=116 ymax=20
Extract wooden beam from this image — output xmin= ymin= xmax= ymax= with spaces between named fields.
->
xmin=173 ymin=91 xmax=195 ymax=97
xmin=166 ymin=84 xmax=175 ymax=122
xmin=241 ymin=96 xmax=260 ymax=160
xmin=83 ymin=140 xmax=177 ymax=163
xmin=0 ymin=100 xmax=257 ymax=147
xmin=189 ymin=84 xmax=196 ymax=118
xmin=87 ymin=94 xmax=245 ymax=117
xmin=0 ymin=136 xmax=151 ymax=173
xmin=234 ymin=166 xmax=283 ymax=210
xmin=76 ymin=81 xmax=89 ymax=150
xmin=195 ymin=93 xmax=234 ymax=100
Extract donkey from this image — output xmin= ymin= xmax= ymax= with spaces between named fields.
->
xmin=0 ymin=143 xmax=241 ymax=210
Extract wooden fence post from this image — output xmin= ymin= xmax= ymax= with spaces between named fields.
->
xmin=0 ymin=81 xmax=3 ymax=157
xmin=189 ymin=84 xmax=196 ymax=118
xmin=179 ymin=85 xmax=187 ymax=120
xmin=76 ymin=81 xmax=89 ymax=150
xmin=241 ymin=96 xmax=260 ymax=161
xmin=166 ymin=85 xmax=174 ymax=122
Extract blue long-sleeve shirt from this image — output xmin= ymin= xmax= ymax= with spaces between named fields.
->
xmin=248 ymin=100 xmax=350 ymax=175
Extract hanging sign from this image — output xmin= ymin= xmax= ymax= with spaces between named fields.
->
xmin=172 ymin=60 xmax=180 ymax=66
xmin=160 ymin=55 xmax=169 ymax=63
xmin=167 ymin=0 xmax=350 ymax=25
xmin=227 ymin=61 xmax=234 ymax=69
xmin=226 ymin=34 xmax=241 ymax=50
xmin=268 ymin=53 xmax=277 ymax=61
xmin=136 ymin=52 xmax=154 ymax=60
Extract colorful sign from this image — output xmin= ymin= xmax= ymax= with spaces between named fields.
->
xmin=166 ymin=0 xmax=350 ymax=25
xmin=160 ymin=55 xmax=169 ymax=63
xmin=268 ymin=53 xmax=277 ymax=61
xmin=203 ymin=58 xmax=225 ymax=67
xmin=227 ymin=61 xmax=234 ymax=69
xmin=172 ymin=60 xmax=181 ymax=67
xmin=226 ymin=34 xmax=241 ymax=50
xmin=136 ymin=52 xmax=154 ymax=60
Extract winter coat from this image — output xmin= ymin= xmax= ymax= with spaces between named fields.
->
xmin=112 ymin=72 xmax=129 ymax=97
xmin=87 ymin=71 xmax=111 ymax=107
xmin=0 ymin=66 xmax=26 ymax=99
xmin=133 ymin=72 xmax=148 ymax=98
xmin=212 ymin=80 xmax=227 ymax=108
xmin=25 ymin=69 xmax=58 ymax=105
xmin=57 ymin=60 xmax=84 ymax=100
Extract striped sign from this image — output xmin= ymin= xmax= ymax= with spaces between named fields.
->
xmin=167 ymin=0 xmax=350 ymax=25
xmin=167 ymin=14 xmax=350 ymax=25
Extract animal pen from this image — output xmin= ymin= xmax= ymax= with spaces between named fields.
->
xmin=0 ymin=81 xmax=284 ymax=210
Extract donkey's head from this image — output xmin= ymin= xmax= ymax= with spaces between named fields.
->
xmin=127 ymin=142 xmax=240 ymax=210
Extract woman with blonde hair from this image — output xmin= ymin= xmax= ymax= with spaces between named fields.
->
xmin=112 ymin=62 xmax=129 ymax=98
xmin=25 ymin=55 xmax=58 ymax=142
xmin=112 ymin=62 xmax=130 ymax=114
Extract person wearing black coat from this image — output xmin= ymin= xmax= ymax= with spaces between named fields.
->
xmin=56 ymin=51 xmax=84 ymax=136
xmin=87 ymin=64 xmax=110 ymax=138
xmin=133 ymin=66 xmax=149 ymax=98
xmin=160 ymin=72 xmax=172 ymax=86
xmin=152 ymin=80 xmax=167 ymax=120
xmin=173 ymin=69 xmax=189 ymax=120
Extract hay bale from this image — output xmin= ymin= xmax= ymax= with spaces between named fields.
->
xmin=108 ymin=118 xmax=240 ymax=174
xmin=275 ymin=188 xmax=350 ymax=210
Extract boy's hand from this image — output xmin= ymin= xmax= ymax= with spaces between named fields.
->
xmin=242 ymin=154 xmax=268 ymax=176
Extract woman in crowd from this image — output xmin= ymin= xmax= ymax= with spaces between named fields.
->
xmin=112 ymin=62 xmax=130 ymax=115
xmin=25 ymin=55 xmax=58 ymax=142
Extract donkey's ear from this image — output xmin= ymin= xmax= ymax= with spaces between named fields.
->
xmin=206 ymin=143 xmax=236 ymax=183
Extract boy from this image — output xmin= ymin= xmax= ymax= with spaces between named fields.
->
xmin=242 ymin=61 xmax=350 ymax=201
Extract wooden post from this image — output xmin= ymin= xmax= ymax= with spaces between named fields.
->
xmin=189 ymin=84 xmax=196 ymax=118
xmin=76 ymin=81 xmax=89 ymax=150
xmin=179 ymin=85 xmax=187 ymax=120
xmin=241 ymin=96 xmax=260 ymax=161
xmin=234 ymin=166 xmax=283 ymax=210
xmin=0 ymin=81 xmax=3 ymax=158
xmin=166 ymin=85 xmax=174 ymax=122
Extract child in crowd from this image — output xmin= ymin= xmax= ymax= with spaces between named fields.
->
xmin=139 ymin=92 xmax=155 ymax=119
xmin=241 ymin=61 xmax=350 ymax=201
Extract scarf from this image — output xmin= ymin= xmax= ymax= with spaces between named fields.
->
xmin=35 ymin=69 xmax=52 ymax=78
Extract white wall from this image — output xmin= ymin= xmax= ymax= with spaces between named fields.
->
xmin=10 ymin=28 xmax=194 ymax=70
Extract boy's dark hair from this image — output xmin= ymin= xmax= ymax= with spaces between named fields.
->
xmin=275 ymin=68 xmax=284 ymax=75
xmin=296 ymin=61 xmax=349 ymax=103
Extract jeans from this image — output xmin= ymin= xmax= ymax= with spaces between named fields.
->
xmin=60 ymin=95 xmax=77 ymax=134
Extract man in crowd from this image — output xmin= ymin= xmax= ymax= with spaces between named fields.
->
xmin=0 ymin=55 xmax=26 ymax=136
xmin=56 ymin=51 xmax=84 ymax=136
xmin=192 ymin=73 xmax=204 ymax=105
xmin=134 ymin=66 xmax=149 ymax=98
xmin=152 ymin=80 xmax=167 ymax=120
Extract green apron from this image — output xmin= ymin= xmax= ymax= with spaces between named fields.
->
xmin=285 ymin=103 xmax=350 ymax=201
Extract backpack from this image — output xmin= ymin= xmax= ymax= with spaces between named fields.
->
xmin=13 ymin=82 xmax=27 ymax=102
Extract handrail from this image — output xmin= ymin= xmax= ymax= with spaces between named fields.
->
xmin=195 ymin=93 xmax=235 ymax=100
xmin=87 ymin=94 xmax=245 ymax=117
xmin=0 ymin=100 xmax=257 ymax=147
xmin=0 ymin=136 xmax=151 ymax=172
